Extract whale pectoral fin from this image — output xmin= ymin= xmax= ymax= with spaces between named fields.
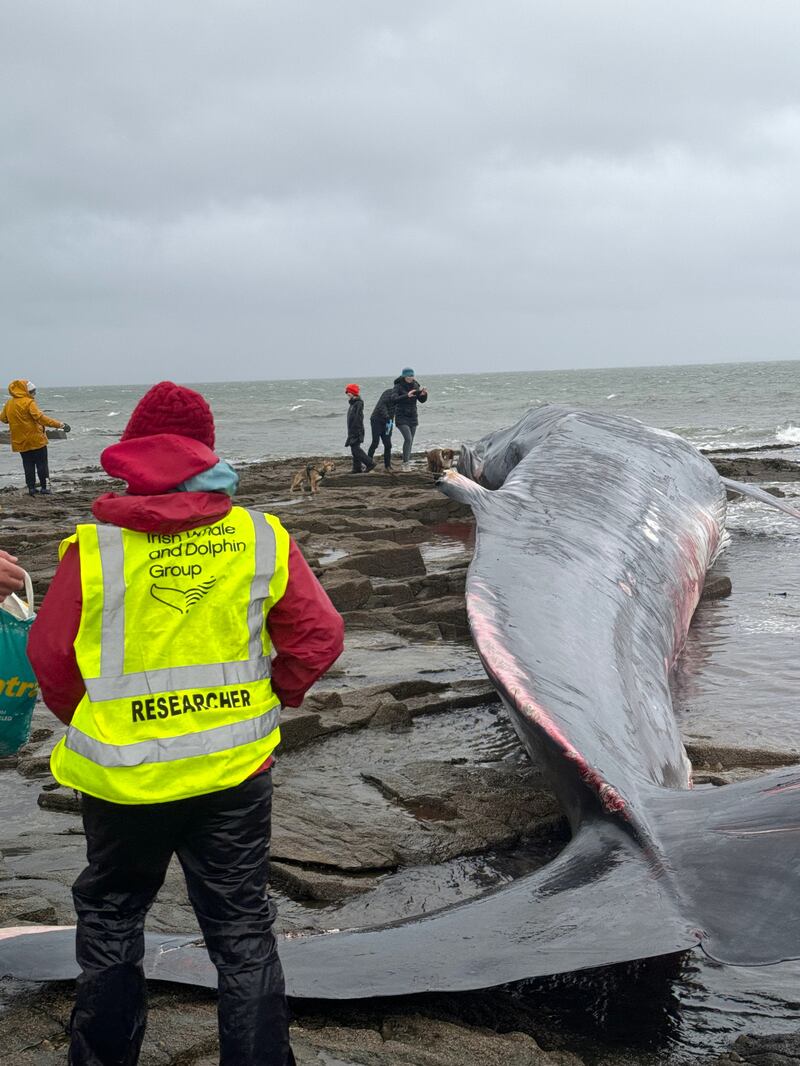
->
xmin=439 ymin=469 xmax=493 ymax=510
xmin=721 ymin=477 xmax=800 ymax=520
xmin=277 ymin=820 xmax=698 ymax=999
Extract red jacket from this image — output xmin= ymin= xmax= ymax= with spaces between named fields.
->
xmin=28 ymin=436 xmax=344 ymax=738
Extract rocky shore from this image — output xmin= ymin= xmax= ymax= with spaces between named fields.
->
xmin=0 ymin=452 xmax=799 ymax=1064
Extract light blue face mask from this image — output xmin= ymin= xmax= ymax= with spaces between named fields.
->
xmin=176 ymin=459 xmax=240 ymax=497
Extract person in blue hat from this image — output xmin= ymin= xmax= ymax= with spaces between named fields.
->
xmin=391 ymin=368 xmax=428 ymax=471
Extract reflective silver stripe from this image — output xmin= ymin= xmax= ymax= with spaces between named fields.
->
xmin=96 ymin=526 xmax=125 ymax=678
xmin=65 ymin=705 xmax=281 ymax=767
xmin=88 ymin=510 xmax=277 ymax=699
xmin=84 ymin=657 xmax=272 ymax=701
xmin=246 ymin=510 xmax=276 ymax=661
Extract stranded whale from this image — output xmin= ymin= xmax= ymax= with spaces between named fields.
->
xmin=2 ymin=406 xmax=800 ymax=996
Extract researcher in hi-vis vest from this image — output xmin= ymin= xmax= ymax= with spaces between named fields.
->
xmin=29 ymin=382 xmax=344 ymax=1066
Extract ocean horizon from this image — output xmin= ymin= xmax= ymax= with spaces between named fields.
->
xmin=2 ymin=359 xmax=799 ymax=486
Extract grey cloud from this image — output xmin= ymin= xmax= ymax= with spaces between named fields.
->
xmin=1 ymin=0 xmax=800 ymax=383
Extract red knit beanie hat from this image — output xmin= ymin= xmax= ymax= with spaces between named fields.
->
xmin=121 ymin=381 xmax=215 ymax=449
xmin=345 ymin=383 xmax=360 ymax=396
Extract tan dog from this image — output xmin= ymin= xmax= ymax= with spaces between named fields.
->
xmin=425 ymin=448 xmax=456 ymax=475
xmin=290 ymin=460 xmax=336 ymax=494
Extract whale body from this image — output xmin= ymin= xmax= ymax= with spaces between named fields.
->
xmin=276 ymin=406 xmax=800 ymax=995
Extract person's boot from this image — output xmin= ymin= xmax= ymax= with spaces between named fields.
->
xmin=27 ymin=488 xmax=38 ymax=497
xmin=39 ymin=487 xmax=51 ymax=495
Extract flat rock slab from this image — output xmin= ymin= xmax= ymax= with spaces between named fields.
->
xmin=271 ymin=760 xmax=561 ymax=881
xmin=270 ymin=861 xmax=380 ymax=901
xmin=0 ymin=986 xmax=585 ymax=1066
xmin=0 ymin=985 xmax=220 ymax=1066
xmin=280 ymin=709 xmax=327 ymax=751
xmin=320 ymin=569 xmax=373 ymax=611
xmin=37 ymin=786 xmax=82 ymax=814
xmin=0 ymin=894 xmax=58 ymax=923
xmin=363 ymin=760 xmax=562 ymax=862
xmin=711 ymin=456 xmax=800 ymax=481
xmin=271 ymin=780 xmax=410 ymax=872
xmin=294 ymin=1015 xmax=585 ymax=1066
xmin=341 ymin=544 xmax=426 ymax=578
xmin=685 ymin=740 xmax=800 ymax=771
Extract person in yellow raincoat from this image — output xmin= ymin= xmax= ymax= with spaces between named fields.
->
xmin=0 ymin=380 xmax=70 ymax=496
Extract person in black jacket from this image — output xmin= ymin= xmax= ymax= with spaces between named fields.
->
xmin=392 ymin=368 xmax=428 ymax=470
xmin=344 ymin=384 xmax=375 ymax=473
xmin=367 ymin=387 xmax=397 ymax=470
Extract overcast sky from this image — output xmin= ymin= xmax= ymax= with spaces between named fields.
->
xmin=2 ymin=1 xmax=800 ymax=385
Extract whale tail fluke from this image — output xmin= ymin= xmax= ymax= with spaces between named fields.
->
xmin=279 ymin=762 xmax=800 ymax=997
xmin=649 ymin=762 xmax=800 ymax=967
xmin=1 ymin=765 xmax=800 ymax=994
xmin=0 ymin=817 xmax=696 ymax=995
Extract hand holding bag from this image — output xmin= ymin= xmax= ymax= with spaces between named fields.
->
xmin=0 ymin=572 xmax=38 ymax=755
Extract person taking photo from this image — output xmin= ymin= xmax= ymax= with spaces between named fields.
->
xmin=391 ymin=368 xmax=428 ymax=471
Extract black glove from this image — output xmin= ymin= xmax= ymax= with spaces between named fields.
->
xmin=61 ymin=423 xmax=71 ymax=433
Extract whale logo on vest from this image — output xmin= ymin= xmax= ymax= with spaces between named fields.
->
xmin=149 ymin=577 xmax=217 ymax=614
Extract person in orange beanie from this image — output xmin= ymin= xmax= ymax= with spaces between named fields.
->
xmin=344 ymin=383 xmax=375 ymax=474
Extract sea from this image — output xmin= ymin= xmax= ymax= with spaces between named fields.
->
xmin=4 ymin=359 xmax=800 ymax=1060
xmin=2 ymin=359 xmax=799 ymax=485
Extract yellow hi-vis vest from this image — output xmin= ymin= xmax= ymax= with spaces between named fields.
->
xmin=50 ymin=506 xmax=290 ymax=804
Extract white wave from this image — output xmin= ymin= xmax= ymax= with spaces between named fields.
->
xmin=107 ymin=411 xmax=120 ymax=416
xmin=606 ymin=394 xmax=617 ymax=399
xmin=777 ymin=424 xmax=800 ymax=444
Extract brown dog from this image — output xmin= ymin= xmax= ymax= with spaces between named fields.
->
xmin=290 ymin=460 xmax=336 ymax=494
xmin=425 ymin=448 xmax=456 ymax=475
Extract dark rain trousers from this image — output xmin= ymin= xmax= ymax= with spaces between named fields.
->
xmin=367 ymin=418 xmax=392 ymax=468
xmin=69 ymin=772 xmax=294 ymax=1066
xmin=349 ymin=443 xmax=374 ymax=473
xmin=21 ymin=445 xmax=49 ymax=492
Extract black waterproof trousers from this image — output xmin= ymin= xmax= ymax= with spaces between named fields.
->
xmin=367 ymin=418 xmax=392 ymax=468
xmin=69 ymin=772 xmax=294 ymax=1066
xmin=21 ymin=445 xmax=49 ymax=492
xmin=349 ymin=442 xmax=374 ymax=473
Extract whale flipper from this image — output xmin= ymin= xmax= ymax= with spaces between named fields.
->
xmin=721 ymin=477 xmax=800 ymax=520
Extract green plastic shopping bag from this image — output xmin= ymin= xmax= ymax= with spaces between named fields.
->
xmin=0 ymin=572 xmax=38 ymax=756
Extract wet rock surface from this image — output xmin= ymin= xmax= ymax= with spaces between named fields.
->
xmin=0 ymin=985 xmax=586 ymax=1065
xmin=709 ymin=1032 xmax=800 ymax=1064
xmin=701 ymin=571 xmax=733 ymax=600
xmin=709 ymin=454 xmax=800 ymax=482
xmin=292 ymin=1015 xmax=585 ymax=1066
xmin=1 ymin=454 xmax=799 ymax=1064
